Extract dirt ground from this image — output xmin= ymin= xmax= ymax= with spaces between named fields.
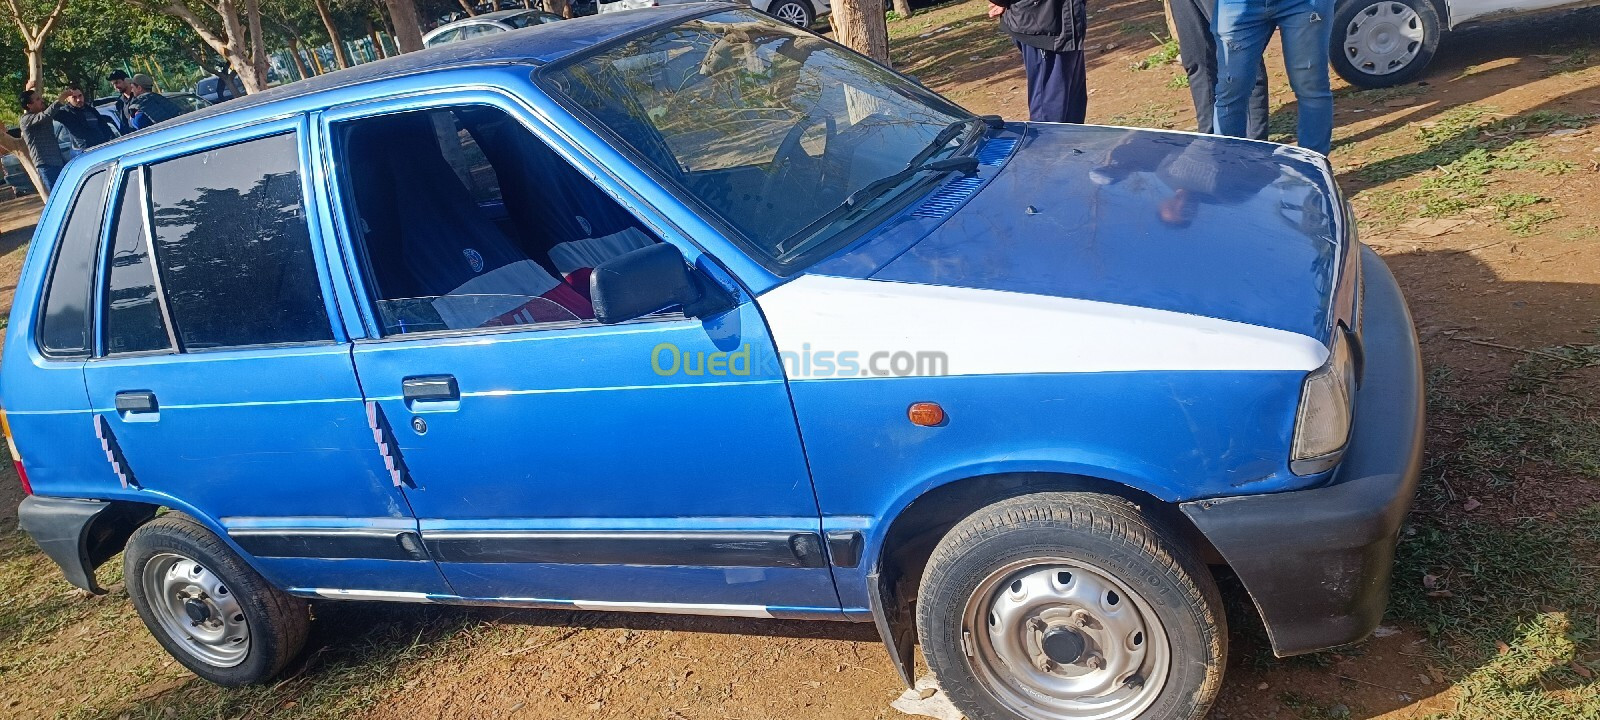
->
xmin=1 ymin=2 xmax=1598 ymax=718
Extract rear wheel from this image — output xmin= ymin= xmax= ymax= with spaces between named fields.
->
xmin=917 ymin=492 xmax=1225 ymax=720
xmin=1331 ymin=0 xmax=1441 ymax=88
xmin=125 ymin=513 xmax=310 ymax=686
xmin=768 ymin=0 xmax=815 ymax=28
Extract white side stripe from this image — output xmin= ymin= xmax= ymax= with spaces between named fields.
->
xmin=571 ymin=600 xmax=773 ymax=618
xmin=757 ymin=275 xmax=1328 ymax=377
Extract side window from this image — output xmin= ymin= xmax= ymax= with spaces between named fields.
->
xmin=145 ymin=132 xmax=332 ymax=350
xmin=39 ymin=169 xmax=109 ymax=357
xmin=103 ymin=171 xmax=172 ymax=355
xmin=334 ymin=105 xmax=661 ymax=336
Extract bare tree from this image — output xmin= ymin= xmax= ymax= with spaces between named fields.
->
xmin=831 ymin=0 xmax=889 ymax=66
xmin=0 ymin=0 xmax=71 ymax=90
xmin=311 ymin=0 xmax=348 ymax=68
xmin=545 ymin=0 xmax=570 ymax=18
xmin=138 ymin=0 xmax=274 ymax=92
xmin=892 ymin=0 xmax=911 ymax=18
xmin=454 ymin=0 xmax=474 ymax=15
xmin=381 ymin=0 xmax=422 ymax=52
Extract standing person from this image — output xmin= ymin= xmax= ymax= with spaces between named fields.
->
xmin=1169 ymin=0 xmax=1269 ymax=139
xmin=1212 ymin=0 xmax=1334 ymax=155
xmin=108 ymin=70 xmax=135 ymax=133
xmin=126 ymin=74 xmax=183 ymax=130
xmin=18 ymin=89 xmax=70 ymax=192
xmin=987 ymin=0 xmax=1089 ymax=124
xmin=54 ymin=85 xmax=119 ymax=150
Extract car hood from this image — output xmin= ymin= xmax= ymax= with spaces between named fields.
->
xmin=813 ymin=124 xmax=1346 ymax=341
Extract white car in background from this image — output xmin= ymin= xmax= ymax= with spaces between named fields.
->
xmin=1334 ymin=0 xmax=1599 ymax=87
xmin=599 ymin=0 xmax=829 ymax=28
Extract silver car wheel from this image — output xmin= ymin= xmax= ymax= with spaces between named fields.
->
xmin=142 ymin=552 xmax=251 ymax=668
xmin=1343 ymin=1 xmax=1426 ymax=76
xmin=773 ymin=1 xmax=810 ymax=26
xmin=962 ymin=558 xmax=1170 ymax=720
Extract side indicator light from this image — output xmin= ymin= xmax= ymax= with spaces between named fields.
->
xmin=908 ymin=402 xmax=946 ymax=427
xmin=0 ymin=409 xmax=30 ymax=495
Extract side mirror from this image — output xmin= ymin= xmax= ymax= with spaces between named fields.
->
xmin=590 ymin=243 xmax=733 ymax=325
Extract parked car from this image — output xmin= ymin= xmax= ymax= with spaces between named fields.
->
xmin=92 ymin=92 xmax=209 ymax=130
xmin=194 ymin=75 xmax=239 ymax=104
xmin=8 ymin=5 xmax=1422 ymax=718
xmin=599 ymin=0 xmax=828 ymax=28
xmin=1 ymin=153 xmax=33 ymax=194
xmin=423 ymin=8 xmax=566 ymax=46
xmin=1334 ymin=0 xmax=1597 ymax=87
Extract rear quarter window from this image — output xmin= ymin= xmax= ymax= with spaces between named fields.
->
xmin=38 ymin=169 xmax=109 ymax=357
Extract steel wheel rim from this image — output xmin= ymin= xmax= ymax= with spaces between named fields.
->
xmin=142 ymin=552 xmax=251 ymax=667
xmin=1344 ymin=2 xmax=1425 ymax=76
xmin=962 ymin=558 xmax=1170 ymax=720
xmin=774 ymin=2 xmax=808 ymax=26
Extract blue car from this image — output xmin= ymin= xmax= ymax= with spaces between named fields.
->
xmin=4 ymin=6 xmax=1421 ymax=719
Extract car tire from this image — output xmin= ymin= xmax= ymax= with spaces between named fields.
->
xmin=916 ymin=492 xmax=1226 ymax=720
xmin=1331 ymin=0 xmax=1442 ymax=89
xmin=125 ymin=513 xmax=310 ymax=686
xmin=768 ymin=0 xmax=815 ymax=28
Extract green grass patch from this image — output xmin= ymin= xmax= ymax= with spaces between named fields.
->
xmin=1166 ymin=71 xmax=1189 ymax=89
xmin=1106 ymin=103 xmax=1178 ymax=129
xmin=1132 ymin=35 xmax=1179 ymax=71
xmin=1388 ymin=343 xmax=1600 ymax=718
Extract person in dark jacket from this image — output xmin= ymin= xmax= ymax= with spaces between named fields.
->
xmin=108 ymin=70 xmax=135 ymax=133
xmin=987 ymin=0 xmax=1089 ymax=124
xmin=54 ymin=85 xmax=118 ymax=149
xmin=126 ymin=74 xmax=183 ymax=130
xmin=1169 ymin=0 xmax=1268 ymax=139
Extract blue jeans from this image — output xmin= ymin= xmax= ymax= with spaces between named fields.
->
xmin=1213 ymin=0 xmax=1334 ymax=155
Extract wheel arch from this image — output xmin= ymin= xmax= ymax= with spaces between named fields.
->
xmin=865 ymin=471 xmax=1225 ymax=688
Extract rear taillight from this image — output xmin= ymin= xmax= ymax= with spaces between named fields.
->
xmin=0 ymin=408 xmax=30 ymax=495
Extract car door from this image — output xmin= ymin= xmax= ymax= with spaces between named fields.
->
xmin=80 ymin=118 xmax=449 ymax=596
xmin=321 ymin=91 xmax=840 ymax=616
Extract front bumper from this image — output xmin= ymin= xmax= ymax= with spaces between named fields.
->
xmin=1180 ymin=246 xmax=1423 ymax=656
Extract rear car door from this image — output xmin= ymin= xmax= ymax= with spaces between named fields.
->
xmin=80 ymin=119 xmax=449 ymax=596
xmin=321 ymin=91 xmax=840 ymax=616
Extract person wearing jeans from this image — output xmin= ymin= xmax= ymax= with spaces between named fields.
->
xmin=1212 ymin=0 xmax=1334 ymax=155
xmin=1170 ymin=0 xmax=1269 ymax=139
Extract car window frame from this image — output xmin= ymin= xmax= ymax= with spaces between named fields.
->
xmin=91 ymin=113 xmax=347 ymax=360
xmin=316 ymin=84 xmax=736 ymax=344
xmin=533 ymin=6 xmax=976 ymax=278
xmin=34 ymin=165 xmax=113 ymax=360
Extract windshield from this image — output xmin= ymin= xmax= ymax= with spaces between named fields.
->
xmin=504 ymin=11 xmax=556 ymax=28
xmin=544 ymin=9 xmax=973 ymax=271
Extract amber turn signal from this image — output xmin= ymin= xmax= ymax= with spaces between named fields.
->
xmin=908 ymin=402 xmax=946 ymax=427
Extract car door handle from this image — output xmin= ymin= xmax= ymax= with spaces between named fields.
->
xmin=402 ymin=375 xmax=459 ymax=403
xmin=114 ymin=390 xmax=158 ymax=414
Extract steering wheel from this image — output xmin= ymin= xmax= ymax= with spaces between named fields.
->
xmin=759 ymin=109 xmax=836 ymax=210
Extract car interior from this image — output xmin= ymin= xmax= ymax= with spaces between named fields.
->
xmin=336 ymin=106 xmax=660 ymax=334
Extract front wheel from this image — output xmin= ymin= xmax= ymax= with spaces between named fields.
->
xmin=125 ymin=513 xmax=310 ymax=686
xmin=1331 ymin=0 xmax=1442 ymax=88
xmin=917 ymin=492 xmax=1226 ymax=720
xmin=767 ymin=0 xmax=815 ymax=28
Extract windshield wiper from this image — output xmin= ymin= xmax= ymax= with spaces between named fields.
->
xmin=842 ymin=155 xmax=980 ymax=209
xmin=905 ymin=117 xmax=984 ymax=170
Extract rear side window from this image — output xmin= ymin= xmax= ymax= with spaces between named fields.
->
xmin=146 ymin=132 xmax=331 ymax=350
xmin=103 ymin=171 xmax=172 ymax=355
xmin=39 ymin=169 xmax=109 ymax=357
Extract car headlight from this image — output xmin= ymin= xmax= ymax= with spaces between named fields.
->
xmin=1290 ymin=331 xmax=1356 ymax=475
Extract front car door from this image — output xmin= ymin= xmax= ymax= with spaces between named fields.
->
xmin=79 ymin=118 xmax=448 ymax=596
xmin=319 ymin=86 xmax=839 ymax=616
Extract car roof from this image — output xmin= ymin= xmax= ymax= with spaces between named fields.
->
xmin=92 ymin=4 xmax=720 ymax=153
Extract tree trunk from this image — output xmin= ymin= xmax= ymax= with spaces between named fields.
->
xmin=285 ymin=35 xmax=312 ymax=79
xmin=23 ymin=44 xmax=42 ymax=90
xmin=831 ymin=0 xmax=890 ymax=66
xmin=892 ymin=0 xmax=911 ymax=18
xmin=455 ymin=0 xmax=476 ymax=16
xmin=490 ymin=0 xmax=500 ymax=9
xmin=382 ymin=0 xmax=424 ymax=52
xmin=546 ymin=0 xmax=570 ymax=18
xmin=367 ymin=20 xmax=385 ymax=59
xmin=244 ymin=0 xmax=268 ymax=88
xmin=312 ymin=0 xmax=350 ymax=68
